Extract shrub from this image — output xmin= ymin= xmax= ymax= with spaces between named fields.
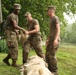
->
xmin=0 ymin=39 xmax=8 ymax=53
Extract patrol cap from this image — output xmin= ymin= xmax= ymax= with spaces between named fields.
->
xmin=46 ymin=6 xmax=56 ymax=11
xmin=24 ymin=12 xmax=31 ymax=17
xmin=13 ymin=3 xmax=21 ymax=9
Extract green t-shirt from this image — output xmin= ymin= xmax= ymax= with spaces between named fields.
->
xmin=26 ymin=19 xmax=41 ymax=37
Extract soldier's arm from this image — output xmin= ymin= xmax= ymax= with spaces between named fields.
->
xmin=55 ymin=23 xmax=60 ymax=41
xmin=53 ymin=22 xmax=60 ymax=46
xmin=26 ymin=19 xmax=40 ymax=35
xmin=26 ymin=24 xmax=40 ymax=35
xmin=53 ymin=17 xmax=60 ymax=46
xmin=12 ymin=19 xmax=26 ymax=32
xmin=53 ymin=23 xmax=60 ymax=47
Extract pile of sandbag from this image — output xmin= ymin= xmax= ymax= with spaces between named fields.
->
xmin=20 ymin=55 xmax=54 ymax=75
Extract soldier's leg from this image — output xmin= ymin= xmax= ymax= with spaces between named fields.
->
xmin=3 ymin=53 xmax=11 ymax=66
xmin=45 ymin=43 xmax=59 ymax=75
xmin=7 ymin=41 xmax=18 ymax=67
xmin=3 ymin=30 xmax=18 ymax=67
xmin=9 ymin=47 xmax=18 ymax=67
xmin=3 ymin=40 xmax=18 ymax=67
xmin=32 ymin=36 xmax=45 ymax=59
xmin=3 ymin=30 xmax=11 ymax=65
xmin=9 ymin=32 xmax=18 ymax=67
xmin=23 ymin=41 xmax=31 ymax=64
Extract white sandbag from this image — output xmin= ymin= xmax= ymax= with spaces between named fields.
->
xmin=20 ymin=55 xmax=54 ymax=75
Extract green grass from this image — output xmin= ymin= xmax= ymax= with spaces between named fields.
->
xmin=57 ymin=44 xmax=76 ymax=75
xmin=0 ymin=44 xmax=76 ymax=75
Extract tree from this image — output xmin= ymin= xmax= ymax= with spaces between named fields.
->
xmin=65 ymin=22 xmax=76 ymax=43
xmin=0 ymin=0 xmax=3 ymax=23
xmin=1 ymin=0 xmax=76 ymax=39
xmin=0 ymin=0 xmax=3 ymax=37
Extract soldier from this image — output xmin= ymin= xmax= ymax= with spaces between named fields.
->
xmin=3 ymin=3 xmax=26 ymax=67
xmin=23 ymin=12 xmax=45 ymax=63
xmin=45 ymin=6 xmax=60 ymax=75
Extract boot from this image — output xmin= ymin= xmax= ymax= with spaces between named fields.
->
xmin=12 ymin=60 xmax=19 ymax=67
xmin=3 ymin=54 xmax=10 ymax=66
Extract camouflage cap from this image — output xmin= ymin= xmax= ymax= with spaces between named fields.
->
xmin=46 ymin=6 xmax=56 ymax=11
xmin=13 ymin=3 xmax=21 ymax=9
xmin=24 ymin=12 xmax=31 ymax=17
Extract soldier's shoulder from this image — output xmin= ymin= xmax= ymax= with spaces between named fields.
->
xmin=8 ymin=13 xmax=16 ymax=18
xmin=54 ymin=16 xmax=59 ymax=20
xmin=10 ymin=13 xmax=16 ymax=17
xmin=33 ymin=19 xmax=38 ymax=22
xmin=7 ymin=13 xmax=17 ymax=20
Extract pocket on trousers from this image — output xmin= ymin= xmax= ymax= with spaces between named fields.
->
xmin=7 ymin=41 xmax=17 ymax=48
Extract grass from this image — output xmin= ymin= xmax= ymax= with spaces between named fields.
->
xmin=57 ymin=43 xmax=76 ymax=75
xmin=0 ymin=44 xmax=76 ymax=75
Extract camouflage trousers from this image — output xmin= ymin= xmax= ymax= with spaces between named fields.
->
xmin=45 ymin=39 xmax=59 ymax=75
xmin=4 ymin=30 xmax=18 ymax=61
xmin=23 ymin=35 xmax=44 ymax=63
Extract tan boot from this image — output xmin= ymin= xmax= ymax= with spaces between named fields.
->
xmin=12 ymin=60 xmax=19 ymax=67
xmin=3 ymin=54 xmax=10 ymax=66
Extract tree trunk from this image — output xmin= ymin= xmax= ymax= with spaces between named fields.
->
xmin=0 ymin=0 xmax=3 ymax=23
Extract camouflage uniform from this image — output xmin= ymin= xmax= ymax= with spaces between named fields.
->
xmin=3 ymin=3 xmax=21 ymax=66
xmin=45 ymin=16 xmax=60 ymax=75
xmin=5 ymin=13 xmax=18 ymax=61
xmin=23 ymin=19 xmax=44 ymax=63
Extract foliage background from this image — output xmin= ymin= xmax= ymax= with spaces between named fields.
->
xmin=0 ymin=0 xmax=76 ymax=43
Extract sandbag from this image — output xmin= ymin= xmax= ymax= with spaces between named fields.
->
xmin=20 ymin=55 xmax=54 ymax=75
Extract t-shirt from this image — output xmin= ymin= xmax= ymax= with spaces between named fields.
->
xmin=50 ymin=16 xmax=60 ymax=40
xmin=26 ymin=19 xmax=41 ymax=37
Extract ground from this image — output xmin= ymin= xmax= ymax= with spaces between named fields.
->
xmin=0 ymin=43 xmax=76 ymax=75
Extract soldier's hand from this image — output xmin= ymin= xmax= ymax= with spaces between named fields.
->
xmin=53 ymin=39 xmax=58 ymax=47
xmin=15 ymin=29 xmax=19 ymax=35
xmin=25 ymin=31 xmax=29 ymax=35
xmin=23 ymin=30 xmax=26 ymax=35
xmin=22 ymin=30 xmax=29 ymax=35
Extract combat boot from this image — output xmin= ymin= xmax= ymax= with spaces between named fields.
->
xmin=12 ymin=60 xmax=19 ymax=67
xmin=3 ymin=54 xmax=10 ymax=66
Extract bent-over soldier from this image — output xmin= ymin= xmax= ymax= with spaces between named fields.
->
xmin=23 ymin=12 xmax=45 ymax=63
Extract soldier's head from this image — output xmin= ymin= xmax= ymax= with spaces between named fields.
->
xmin=24 ymin=12 xmax=32 ymax=21
xmin=46 ymin=6 xmax=56 ymax=17
xmin=13 ymin=3 xmax=21 ymax=14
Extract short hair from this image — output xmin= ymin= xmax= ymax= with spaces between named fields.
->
xmin=24 ymin=12 xmax=31 ymax=17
